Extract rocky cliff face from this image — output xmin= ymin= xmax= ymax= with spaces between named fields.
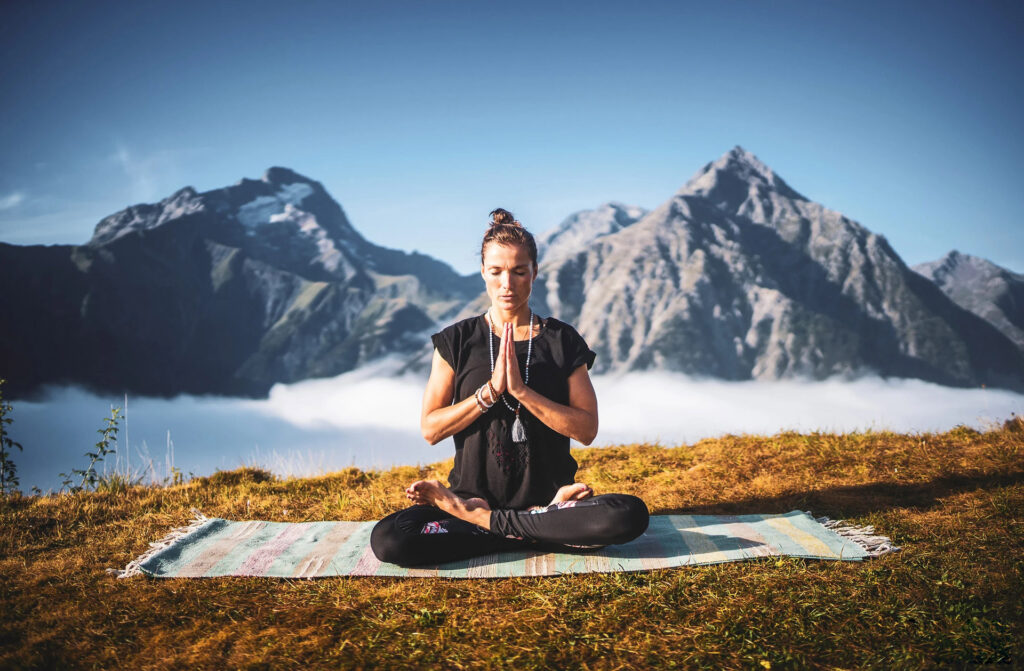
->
xmin=914 ymin=251 xmax=1024 ymax=352
xmin=527 ymin=146 xmax=1024 ymax=388
xmin=0 ymin=167 xmax=478 ymax=398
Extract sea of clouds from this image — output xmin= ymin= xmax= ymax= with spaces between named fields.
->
xmin=8 ymin=361 xmax=1022 ymax=493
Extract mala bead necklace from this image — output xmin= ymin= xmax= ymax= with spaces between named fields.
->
xmin=487 ymin=309 xmax=533 ymax=444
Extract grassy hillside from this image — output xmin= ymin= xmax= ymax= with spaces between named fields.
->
xmin=2 ymin=419 xmax=1023 ymax=669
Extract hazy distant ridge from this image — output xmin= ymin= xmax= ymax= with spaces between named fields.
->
xmin=913 ymin=250 xmax=1024 ymax=352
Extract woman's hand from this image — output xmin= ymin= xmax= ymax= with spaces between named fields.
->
xmin=489 ymin=321 xmax=510 ymax=396
xmin=505 ymin=323 xmax=527 ymax=398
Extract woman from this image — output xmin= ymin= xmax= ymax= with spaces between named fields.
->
xmin=370 ymin=208 xmax=649 ymax=567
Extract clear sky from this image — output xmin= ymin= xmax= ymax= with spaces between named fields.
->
xmin=1 ymin=0 xmax=1021 ymax=275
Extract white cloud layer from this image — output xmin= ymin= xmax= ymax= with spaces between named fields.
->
xmin=8 ymin=369 xmax=1022 ymax=494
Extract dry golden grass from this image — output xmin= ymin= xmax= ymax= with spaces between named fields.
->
xmin=2 ymin=418 xmax=1023 ymax=669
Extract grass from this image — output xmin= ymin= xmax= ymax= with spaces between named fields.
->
xmin=1 ymin=418 xmax=1022 ymax=669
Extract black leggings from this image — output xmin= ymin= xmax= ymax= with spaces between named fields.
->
xmin=370 ymin=494 xmax=650 ymax=567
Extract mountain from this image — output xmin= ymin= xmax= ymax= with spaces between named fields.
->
xmin=4 ymin=150 xmax=1023 ymax=398
xmin=0 ymin=167 xmax=479 ymax=398
xmin=913 ymin=251 xmax=1024 ymax=352
xmin=526 ymin=146 xmax=1024 ymax=388
xmin=536 ymin=203 xmax=648 ymax=264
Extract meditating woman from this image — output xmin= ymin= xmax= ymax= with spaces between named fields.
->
xmin=370 ymin=208 xmax=649 ymax=567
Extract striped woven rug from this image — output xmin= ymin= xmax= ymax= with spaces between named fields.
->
xmin=110 ymin=510 xmax=897 ymax=579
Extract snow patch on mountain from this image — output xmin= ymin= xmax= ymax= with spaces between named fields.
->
xmin=237 ymin=183 xmax=315 ymax=231
xmin=277 ymin=182 xmax=314 ymax=205
xmin=269 ymin=204 xmax=347 ymax=274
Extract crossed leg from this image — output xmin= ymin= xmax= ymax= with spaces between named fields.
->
xmin=371 ymin=480 xmax=648 ymax=567
xmin=404 ymin=479 xmax=595 ymax=530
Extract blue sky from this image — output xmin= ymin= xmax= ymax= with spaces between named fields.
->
xmin=1 ymin=0 xmax=1021 ymax=275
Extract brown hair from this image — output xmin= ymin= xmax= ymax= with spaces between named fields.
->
xmin=481 ymin=207 xmax=538 ymax=269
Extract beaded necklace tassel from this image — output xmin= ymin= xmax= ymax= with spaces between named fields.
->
xmin=511 ymin=409 xmax=527 ymax=444
xmin=487 ymin=310 xmax=533 ymax=445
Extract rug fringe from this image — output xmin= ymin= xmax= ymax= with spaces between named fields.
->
xmin=811 ymin=513 xmax=901 ymax=558
xmin=106 ymin=508 xmax=212 ymax=579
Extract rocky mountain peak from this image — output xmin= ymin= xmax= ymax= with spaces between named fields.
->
xmin=86 ymin=166 xmax=370 ymax=280
xmin=914 ymin=250 xmax=1007 ymax=284
xmin=913 ymin=251 xmax=1024 ymax=351
xmin=262 ymin=166 xmax=314 ymax=185
xmin=528 ymin=148 xmax=1024 ymax=389
xmin=677 ymin=145 xmax=806 ymax=207
xmin=537 ymin=202 xmax=648 ymax=264
xmin=88 ymin=184 xmax=207 ymax=246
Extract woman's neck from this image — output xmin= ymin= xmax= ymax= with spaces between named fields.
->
xmin=488 ymin=305 xmax=532 ymax=328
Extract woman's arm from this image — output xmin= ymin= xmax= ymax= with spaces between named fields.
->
xmin=420 ymin=349 xmax=481 ymax=445
xmin=507 ymin=332 xmax=599 ymax=445
xmin=420 ymin=324 xmax=511 ymax=445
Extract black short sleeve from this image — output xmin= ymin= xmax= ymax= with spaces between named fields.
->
xmin=563 ymin=324 xmax=596 ymax=373
xmin=431 ymin=330 xmax=455 ymax=371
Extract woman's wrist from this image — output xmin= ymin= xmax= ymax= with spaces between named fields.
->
xmin=507 ymin=376 xmax=531 ymax=400
xmin=474 ymin=384 xmax=494 ymax=413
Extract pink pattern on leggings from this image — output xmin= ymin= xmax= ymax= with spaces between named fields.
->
xmin=420 ymin=520 xmax=449 ymax=534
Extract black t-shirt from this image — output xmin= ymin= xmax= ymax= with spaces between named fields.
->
xmin=430 ymin=314 xmax=597 ymax=509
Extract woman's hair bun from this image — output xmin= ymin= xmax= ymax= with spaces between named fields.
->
xmin=489 ymin=207 xmax=520 ymax=228
xmin=482 ymin=206 xmax=537 ymax=267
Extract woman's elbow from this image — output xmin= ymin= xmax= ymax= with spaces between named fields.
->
xmin=420 ymin=421 xmax=439 ymax=445
xmin=421 ymin=421 xmax=449 ymax=446
xmin=576 ymin=421 xmax=598 ymax=446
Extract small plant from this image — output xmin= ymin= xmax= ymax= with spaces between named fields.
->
xmin=60 ymin=406 xmax=122 ymax=494
xmin=96 ymin=470 xmax=145 ymax=495
xmin=413 ymin=607 xmax=447 ymax=627
xmin=0 ymin=378 xmax=24 ymax=496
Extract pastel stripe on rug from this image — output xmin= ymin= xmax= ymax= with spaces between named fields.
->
xmin=110 ymin=510 xmax=898 ymax=579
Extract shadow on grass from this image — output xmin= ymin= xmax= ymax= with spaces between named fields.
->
xmin=663 ymin=470 xmax=1024 ymax=518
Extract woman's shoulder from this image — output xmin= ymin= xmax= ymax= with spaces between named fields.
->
xmin=434 ymin=313 xmax=484 ymax=340
xmin=540 ymin=316 xmax=584 ymax=339
xmin=538 ymin=316 xmax=596 ymax=369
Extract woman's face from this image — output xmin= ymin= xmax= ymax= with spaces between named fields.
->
xmin=481 ymin=242 xmax=537 ymax=315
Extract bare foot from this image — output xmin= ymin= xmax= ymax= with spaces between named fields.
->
xmin=405 ymin=479 xmax=492 ymax=530
xmin=550 ymin=482 xmax=593 ymax=505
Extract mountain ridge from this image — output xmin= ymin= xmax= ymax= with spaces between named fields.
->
xmin=526 ymin=146 xmax=1024 ymax=388
xmin=0 ymin=167 xmax=479 ymax=398
xmin=2 ymin=148 xmax=1022 ymax=398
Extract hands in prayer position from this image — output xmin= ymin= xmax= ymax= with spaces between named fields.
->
xmin=486 ymin=321 xmax=528 ymax=401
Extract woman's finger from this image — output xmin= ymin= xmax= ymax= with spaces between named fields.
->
xmin=491 ymin=319 xmax=508 ymax=393
xmin=506 ymin=326 xmax=523 ymax=391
